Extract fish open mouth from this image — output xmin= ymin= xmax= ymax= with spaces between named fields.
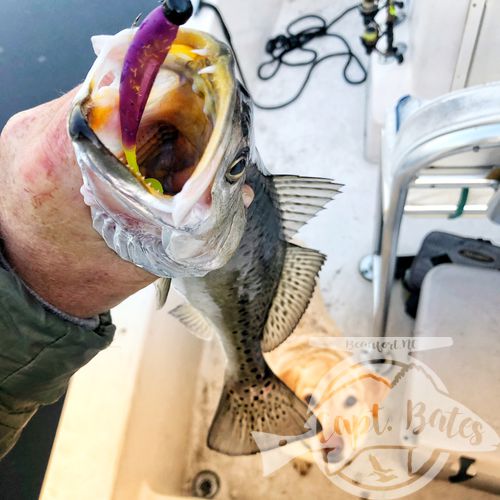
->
xmin=132 ymin=78 xmax=213 ymax=195
xmin=78 ymin=29 xmax=234 ymax=199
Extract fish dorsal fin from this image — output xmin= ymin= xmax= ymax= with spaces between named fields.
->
xmin=272 ymin=175 xmax=342 ymax=240
xmin=262 ymin=244 xmax=325 ymax=352
xmin=155 ymin=278 xmax=171 ymax=309
xmin=170 ymin=303 xmax=215 ymax=341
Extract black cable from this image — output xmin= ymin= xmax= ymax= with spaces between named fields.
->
xmin=199 ymin=1 xmax=367 ymax=110
xmin=326 ymin=3 xmax=360 ymax=28
xmin=198 ymin=1 xmax=251 ymax=92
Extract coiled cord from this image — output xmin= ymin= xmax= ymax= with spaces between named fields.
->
xmin=200 ymin=2 xmax=367 ymax=110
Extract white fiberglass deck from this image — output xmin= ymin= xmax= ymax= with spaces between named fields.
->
xmin=41 ymin=1 xmax=499 ymax=499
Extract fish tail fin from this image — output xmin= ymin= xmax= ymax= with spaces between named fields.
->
xmin=207 ymin=366 xmax=315 ymax=456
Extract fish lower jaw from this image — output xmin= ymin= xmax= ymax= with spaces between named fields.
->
xmin=86 ymin=195 xmax=234 ymax=278
xmin=90 ymin=208 xmax=208 ymax=277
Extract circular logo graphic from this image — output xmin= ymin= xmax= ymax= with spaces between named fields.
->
xmin=305 ymin=354 xmax=451 ymax=499
xmin=254 ymin=337 xmax=499 ymax=499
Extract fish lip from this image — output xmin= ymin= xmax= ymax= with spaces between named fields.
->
xmin=68 ymin=103 xmax=103 ymax=148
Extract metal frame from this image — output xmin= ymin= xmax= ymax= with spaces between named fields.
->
xmin=372 ymin=83 xmax=500 ymax=337
xmin=451 ymin=0 xmax=486 ymax=90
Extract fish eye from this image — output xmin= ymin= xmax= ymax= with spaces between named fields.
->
xmin=226 ymin=152 xmax=248 ymax=183
xmin=344 ymin=395 xmax=357 ymax=407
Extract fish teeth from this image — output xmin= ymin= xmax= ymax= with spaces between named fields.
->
xmin=198 ymin=65 xmax=216 ymax=75
xmin=192 ymin=48 xmax=209 ymax=56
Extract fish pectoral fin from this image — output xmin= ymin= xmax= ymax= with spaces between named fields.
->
xmin=169 ymin=303 xmax=215 ymax=341
xmin=207 ymin=367 xmax=317 ymax=456
xmin=262 ymin=244 xmax=325 ymax=352
xmin=272 ymin=175 xmax=342 ymax=240
xmin=155 ymin=278 xmax=172 ymax=309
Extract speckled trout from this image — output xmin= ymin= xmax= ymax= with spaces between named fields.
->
xmin=69 ymin=26 xmax=340 ymax=455
xmin=168 ymin=165 xmax=340 ymax=455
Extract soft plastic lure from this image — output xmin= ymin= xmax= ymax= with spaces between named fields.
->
xmin=119 ymin=0 xmax=193 ymax=182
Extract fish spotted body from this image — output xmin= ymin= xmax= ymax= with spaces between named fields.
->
xmin=70 ymin=29 xmax=247 ymax=278
xmin=169 ymin=149 xmax=341 ymax=453
xmin=69 ymin=26 xmax=341 ymax=455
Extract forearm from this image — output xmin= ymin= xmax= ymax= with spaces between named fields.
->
xmin=0 ymin=89 xmax=159 ymax=458
xmin=0 ymin=220 xmax=155 ymax=318
xmin=0 ymin=90 xmax=156 ymax=318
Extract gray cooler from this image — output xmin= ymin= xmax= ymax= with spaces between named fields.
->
xmin=412 ymin=264 xmax=500 ymax=495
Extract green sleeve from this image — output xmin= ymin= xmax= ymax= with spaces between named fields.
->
xmin=0 ymin=266 xmax=115 ymax=459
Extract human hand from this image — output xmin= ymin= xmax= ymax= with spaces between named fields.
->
xmin=0 ymin=89 xmax=156 ymax=318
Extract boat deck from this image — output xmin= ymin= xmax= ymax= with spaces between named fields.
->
xmin=41 ymin=2 xmax=499 ymax=498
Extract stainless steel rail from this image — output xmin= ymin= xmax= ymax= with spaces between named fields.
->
xmin=372 ymin=82 xmax=500 ymax=337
